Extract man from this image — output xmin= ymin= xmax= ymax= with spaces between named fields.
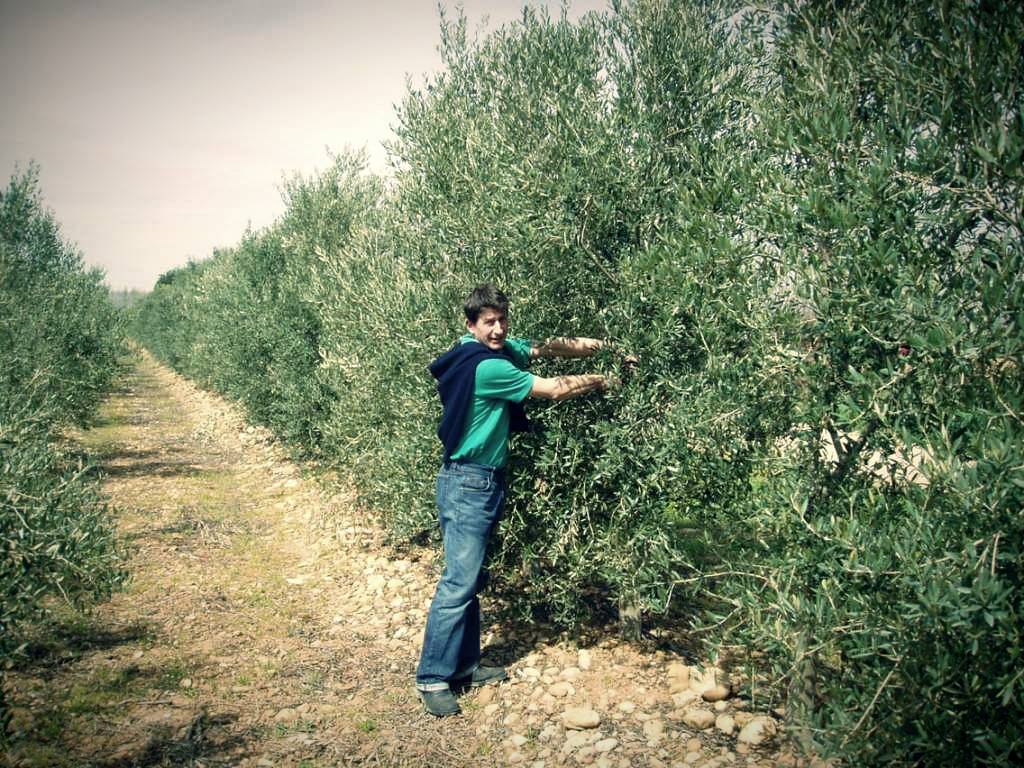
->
xmin=415 ymin=284 xmax=616 ymax=716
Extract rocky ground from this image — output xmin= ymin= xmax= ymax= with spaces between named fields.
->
xmin=3 ymin=351 xmax=803 ymax=767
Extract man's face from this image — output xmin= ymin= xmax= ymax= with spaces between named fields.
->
xmin=467 ymin=307 xmax=509 ymax=351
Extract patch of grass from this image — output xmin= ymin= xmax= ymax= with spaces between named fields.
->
xmin=272 ymin=718 xmax=316 ymax=738
xmin=14 ymin=704 xmax=68 ymax=743
xmin=157 ymin=659 xmax=191 ymax=690
xmin=65 ymin=666 xmax=141 ymax=714
xmin=356 ymin=717 xmax=377 ymax=733
xmin=4 ymin=742 xmax=69 ymax=768
xmin=301 ymin=668 xmax=325 ymax=691
xmin=14 ymin=607 xmax=156 ymax=669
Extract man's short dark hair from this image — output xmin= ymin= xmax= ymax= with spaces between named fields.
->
xmin=464 ymin=284 xmax=510 ymax=323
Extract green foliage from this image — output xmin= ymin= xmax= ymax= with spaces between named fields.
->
xmin=716 ymin=2 xmax=1024 ymax=764
xmin=0 ymin=166 xmax=127 ymax=725
xmin=130 ymin=1 xmax=1022 ymax=763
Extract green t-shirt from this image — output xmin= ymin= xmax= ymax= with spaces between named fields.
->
xmin=449 ymin=334 xmax=534 ymax=468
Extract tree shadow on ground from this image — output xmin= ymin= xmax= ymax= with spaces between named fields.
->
xmin=95 ymin=456 xmax=209 ymax=480
xmin=468 ymin=574 xmax=705 ymax=680
xmin=71 ymin=445 xmax=210 ymax=481
xmin=11 ymin=614 xmax=157 ymax=675
xmin=92 ymin=711 xmax=249 ymax=768
xmin=5 ymin=610 xmax=255 ymax=768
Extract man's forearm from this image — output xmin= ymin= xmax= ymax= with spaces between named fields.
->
xmin=531 ymin=373 xmax=612 ymax=401
xmin=531 ymin=337 xmax=605 ymax=359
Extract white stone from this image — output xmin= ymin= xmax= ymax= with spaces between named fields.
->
xmin=682 ymin=708 xmax=715 ymax=730
xmin=578 ymin=649 xmax=593 ymax=670
xmin=549 ymin=681 xmax=575 ymax=698
xmin=563 ymin=707 xmax=601 ymax=729
xmin=566 ymin=732 xmax=592 ymax=750
xmin=667 ymin=662 xmax=690 ymax=693
xmin=737 ymin=716 xmax=777 ymax=746
xmin=702 ymin=684 xmax=732 ymax=702
xmin=715 ymin=714 xmax=736 ymax=736
xmin=595 ymin=738 xmax=619 ymax=753
xmin=643 ymin=718 xmax=665 ymax=744
xmin=671 ymin=690 xmax=700 ymax=707
xmin=559 ymin=666 xmax=582 ymax=681
xmin=477 ymin=686 xmax=496 ymax=705
xmin=511 ymin=734 xmax=529 ymax=747
xmin=688 ymin=666 xmax=719 ymax=694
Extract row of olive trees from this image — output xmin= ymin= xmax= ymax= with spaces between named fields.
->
xmin=131 ymin=1 xmax=1022 ymax=763
xmin=1 ymin=166 xmax=127 ymax=727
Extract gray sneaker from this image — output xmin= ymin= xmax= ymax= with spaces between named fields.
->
xmin=419 ymin=687 xmax=460 ymax=717
xmin=453 ymin=665 xmax=508 ymax=688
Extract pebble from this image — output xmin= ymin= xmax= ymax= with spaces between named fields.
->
xmin=594 ymin=737 xmax=618 ymax=752
xmin=666 ymin=662 xmax=690 ymax=693
xmin=737 ymin=716 xmax=777 ymax=746
xmin=274 ymin=708 xmax=299 ymax=723
xmin=564 ymin=707 xmax=602 ymax=729
xmin=672 ymin=690 xmax=700 ymax=707
xmin=559 ymin=666 xmax=582 ymax=681
xmin=477 ymin=686 xmax=496 ymax=705
xmin=618 ymin=701 xmax=637 ymax=713
xmin=715 ymin=714 xmax=736 ymax=735
xmin=578 ymin=649 xmax=592 ymax=670
xmin=549 ymin=681 xmax=575 ymax=698
xmin=702 ymin=684 xmax=732 ymax=702
xmin=687 ymin=737 xmax=703 ymax=752
xmin=643 ymin=718 xmax=665 ymax=744
xmin=511 ymin=734 xmax=529 ymax=747
xmin=564 ymin=732 xmax=592 ymax=751
xmin=682 ymin=708 xmax=715 ymax=730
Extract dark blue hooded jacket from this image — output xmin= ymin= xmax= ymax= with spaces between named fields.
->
xmin=429 ymin=342 xmax=530 ymax=461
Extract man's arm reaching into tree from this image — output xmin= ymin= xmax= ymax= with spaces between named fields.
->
xmin=530 ymin=337 xmax=605 ymax=359
xmin=530 ymin=373 xmax=613 ymax=401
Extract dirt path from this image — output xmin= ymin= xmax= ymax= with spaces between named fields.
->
xmin=4 ymin=351 xmax=790 ymax=768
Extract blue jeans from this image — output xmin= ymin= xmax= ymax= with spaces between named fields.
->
xmin=416 ymin=460 xmax=506 ymax=691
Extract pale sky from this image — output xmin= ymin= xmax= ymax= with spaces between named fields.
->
xmin=0 ymin=0 xmax=608 ymax=290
